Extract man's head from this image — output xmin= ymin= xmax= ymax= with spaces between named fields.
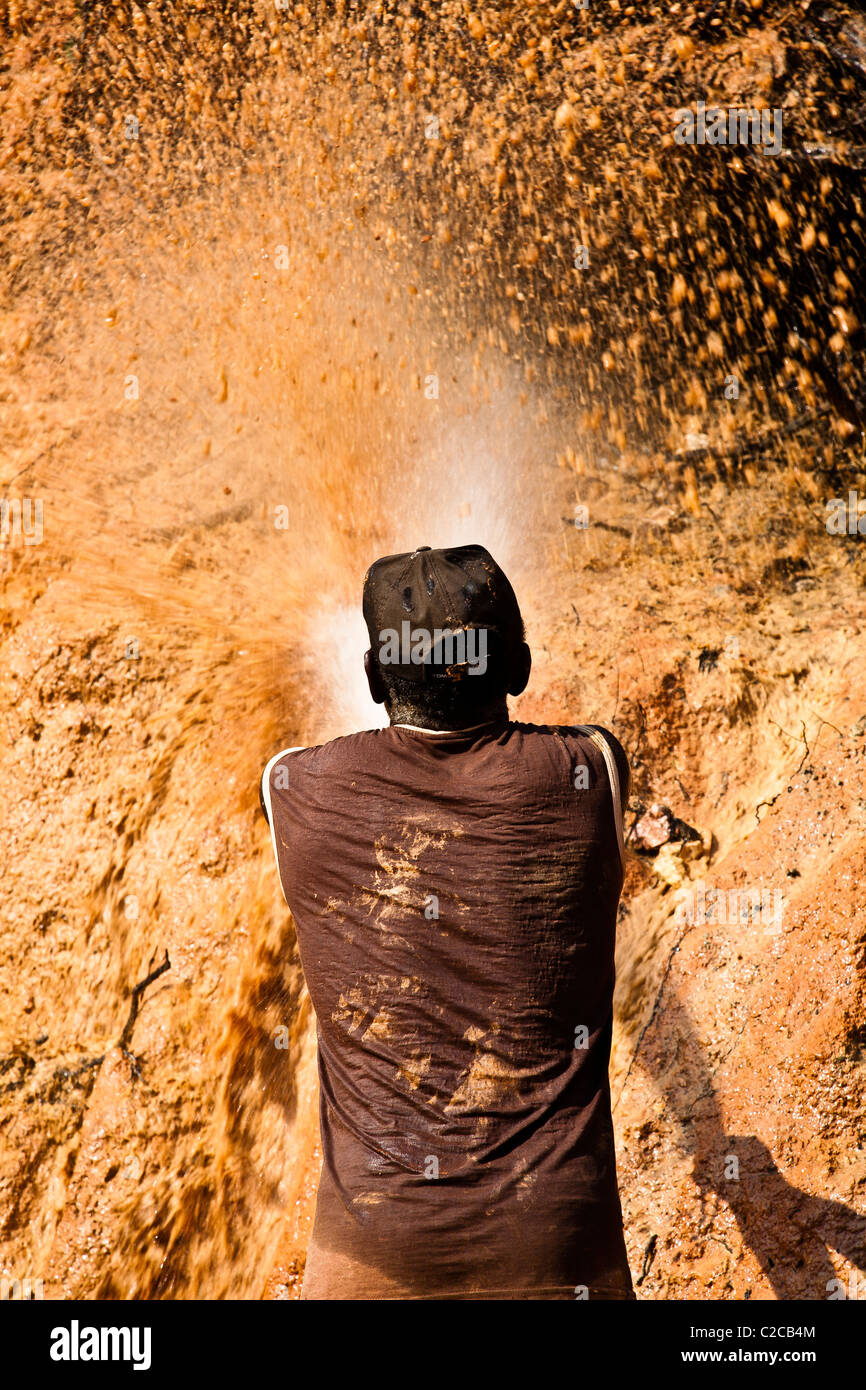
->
xmin=362 ymin=544 xmax=531 ymax=730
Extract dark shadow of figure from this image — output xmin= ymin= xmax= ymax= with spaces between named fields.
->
xmin=636 ymin=996 xmax=866 ymax=1300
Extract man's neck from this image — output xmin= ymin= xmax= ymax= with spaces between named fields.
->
xmin=388 ymin=699 xmax=509 ymax=733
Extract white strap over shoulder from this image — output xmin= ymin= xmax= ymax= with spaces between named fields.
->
xmin=261 ymin=746 xmax=306 ymax=904
xmin=574 ymin=725 xmax=626 ymax=867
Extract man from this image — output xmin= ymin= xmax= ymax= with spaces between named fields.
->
xmin=261 ymin=544 xmax=634 ymax=1300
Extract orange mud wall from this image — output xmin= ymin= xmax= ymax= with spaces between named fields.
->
xmin=1 ymin=1 xmax=865 ymax=1300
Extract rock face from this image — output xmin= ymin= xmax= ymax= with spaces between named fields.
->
xmin=617 ymin=728 xmax=866 ymax=1298
xmin=1 ymin=0 xmax=865 ymax=1304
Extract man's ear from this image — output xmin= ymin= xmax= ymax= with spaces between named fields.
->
xmin=364 ymin=649 xmax=388 ymax=705
xmin=507 ymin=641 xmax=532 ymax=697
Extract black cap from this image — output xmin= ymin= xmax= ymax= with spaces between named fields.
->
xmin=362 ymin=544 xmax=523 ymax=682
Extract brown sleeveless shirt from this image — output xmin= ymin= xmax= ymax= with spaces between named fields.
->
xmin=263 ymin=719 xmax=633 ymax=1299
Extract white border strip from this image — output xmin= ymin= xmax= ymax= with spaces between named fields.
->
xmin=261 ymin=746 xmax=305 ymax=904
xmin=393 ymin=720 xmax=502 ymax=736
xmin=574 ymin=725 xmax=626 ymax=868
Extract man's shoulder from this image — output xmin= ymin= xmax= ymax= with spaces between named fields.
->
xmin=564 ymin=724 xmax=630 ymax=804
xmin=263 ymin=728 xmax=390 ymax=782
xmin=508 ymin=721 xmax=629 ymax=795
xmin=509 ymin=720 xmax=627 ymax=758
xmin=260 ymin=729 xmax=390 ymax=824
xmin=570 ymin=724 xmax=628 ymax=766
